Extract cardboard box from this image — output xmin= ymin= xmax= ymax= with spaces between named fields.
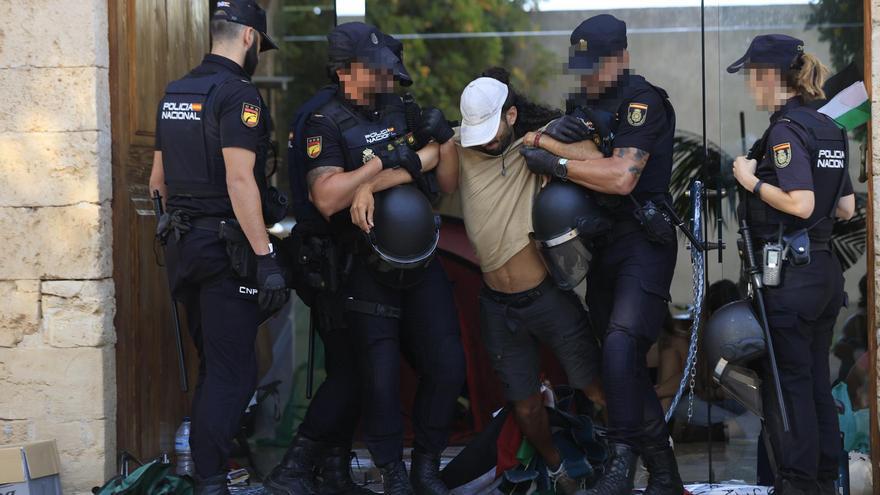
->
xmin=0 ymin=441 xmax=62 ymax=495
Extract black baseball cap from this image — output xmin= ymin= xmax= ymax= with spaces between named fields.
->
xmin=567 ymin=14 xmax=628 ymax=73
xmin=727 ymin=34 xmax=804 ymax=73
xmin=327 ymin=22 xmax=413 ymax=86
xmin=212 ymin=0 xmax=278 ymax=52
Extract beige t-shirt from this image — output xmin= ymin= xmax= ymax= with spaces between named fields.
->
xmin=455 ymin=129 xmax=542 ymax=273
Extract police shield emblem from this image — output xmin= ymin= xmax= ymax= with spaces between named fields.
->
xmin=307 ymin=136 xmax=322 ymax=159
xmin=241 ymin=103 xmax=260 ymax=128
xmin=773 ymin=142 xmax=792 ymax=168
xmin=627 ymin=103 xmax=648 ymax=127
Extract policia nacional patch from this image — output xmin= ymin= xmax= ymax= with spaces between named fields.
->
xmin=241 ymin=103 xmax=261 ymax=128
xmin=773 ymin=142 xmax=792 ymax=168
xmin=627 ymin=103 xmax=648 ymax=127
xmin=307 ymin=136 xmax=322 ymax=159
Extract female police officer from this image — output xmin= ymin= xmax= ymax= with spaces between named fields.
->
xmin=728 ymin=34 xmax=855 ymax=494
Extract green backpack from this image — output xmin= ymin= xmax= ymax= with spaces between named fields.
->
xmin=93 ymin=460 xmax=194 ymax=495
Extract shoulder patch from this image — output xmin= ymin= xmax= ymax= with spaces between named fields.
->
xmin=241 ymin=103 xmax=260 ymax=128
xmin=772 ymin=142 xmax=792 ymax=168
xmin=306 ymin=136 xmax=322 ymax=159
xmin=627 ymin=103 xmax=648 ymax=127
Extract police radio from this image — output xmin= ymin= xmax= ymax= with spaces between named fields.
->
xmin=762 ymin=243 xmax=783 ymax=287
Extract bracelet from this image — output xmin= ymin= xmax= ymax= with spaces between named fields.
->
xmin=753 ymin=179 xmax=764 ymax=198
xmin=534 ymin=131 xmax=543 ymax=148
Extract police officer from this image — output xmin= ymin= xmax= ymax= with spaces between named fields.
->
xmin=520 ymin=14 xmax=682 ymax=495
xmin=148 ymin=2 xmax=288 ymax=494
xmin=271 ymin=23 xmax=465 ymax=495
xmin=728 ymin=35 xmax=855 ymax=494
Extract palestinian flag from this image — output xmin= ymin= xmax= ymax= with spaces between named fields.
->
xmin=819 ymin=81 xmax=870 ymax=131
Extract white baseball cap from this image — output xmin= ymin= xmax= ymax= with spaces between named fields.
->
xmin=459 ymin=77 xmax=509 ymax=147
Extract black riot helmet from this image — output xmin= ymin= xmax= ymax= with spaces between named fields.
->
xmin=704 ymin=300 xmax=767 ymax=417
xmin=366 ymin=185 xmax=440 ymax=288
xmin=531 ymin=180 xmax=612 ymax=290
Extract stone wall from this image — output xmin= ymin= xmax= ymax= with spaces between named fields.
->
xmin=0 ymin=1 xmax=115 ymax=493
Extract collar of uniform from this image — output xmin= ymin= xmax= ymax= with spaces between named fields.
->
xmin=334 ymin=87 xmax=382 ymax=120
xmin=770 ymin=95 xmax=804 ymax=122
xmin=202 ymin=53 xmax=250 ymax=79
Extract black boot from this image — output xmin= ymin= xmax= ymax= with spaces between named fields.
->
xmin=195 ymin=474 xmax=229 ymax=495
xmin=584 ymin=443 xmax=638 ymax=495
xmin=379 ymin=460 xmax=414 ymax=495
xmin=641 ymin=442 xmax=683 ymax=495
xmin=410 ymin=449 xmax=449 ymax=495
xmin=319 ymin=446 xmax=377 ymax=495
xmin=816 ymin=479 xmax=837 ymax=495
xmin=263 ymin=434 xmax=322 ymax=495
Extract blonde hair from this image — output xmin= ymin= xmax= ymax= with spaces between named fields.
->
xmin=786 ymin=52 xmax=830 ymax=102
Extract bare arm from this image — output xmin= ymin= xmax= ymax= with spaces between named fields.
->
xmin=149 ymin=151 xmax=167 ymax=210
xmin=436 ymin=140 xmax=460 ymax=194
xmin=350 ymin=143 xmax=441 ymax=232
xmin=733 ymin=157 xmax=816 ymax=219
xmin=522 ymin=131 xmax=605 ymax=161
xmin=836 ymin=193 xmax=855 ymax=220
xmin=564 ymin=147 xmax=650 ymax=195
xmin=224 ymin=147 xmax=271 ymax=255
xmin=308 ymin=160 xmax=383 ymax=218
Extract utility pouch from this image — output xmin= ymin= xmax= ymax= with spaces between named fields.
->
xmin=783 ymin=228 xmax=811 ymax=267
xmin=218 ymin=219 xmax=256 ymax=279
xmin=632 ymin=199 xmax=675 ymax=245
xmin=262 ymin=186 xmax=289 ymax=226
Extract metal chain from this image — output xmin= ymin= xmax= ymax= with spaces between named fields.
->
xmin=665 ymin=181 xmax=706 ymax=424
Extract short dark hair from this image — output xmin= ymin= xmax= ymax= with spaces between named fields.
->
xmin=211 ymin=19 xmax=246 ymax=44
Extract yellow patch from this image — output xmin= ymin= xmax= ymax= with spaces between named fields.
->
xmin=772 ymin=142 xmax=792 ymax=168
xmin=241 ymin=103 xmax=260 ymax=128
xmin=306 ymin=136 xmax=322 ymax=159
xmin=627 ymin=103 xmax=648 ymax=127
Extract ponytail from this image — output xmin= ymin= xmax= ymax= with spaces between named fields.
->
xmin=786 ymin=52 xmax=829 ymax=102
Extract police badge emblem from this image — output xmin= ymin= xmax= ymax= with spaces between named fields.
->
xmin=627 ymin=103 xmax=648 ymax=127
xmin=241 ymin=103 xmax=260 ymax=128
xmin=772 ymin=142 xmax=792 ymax=168
xmin=306 ymin=136 xmax=322 ymax=159
xmin=362 ymin=148 xmax=375 ymax=164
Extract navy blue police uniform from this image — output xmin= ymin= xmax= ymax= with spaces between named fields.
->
xmin=155 ymin=0 xmax=281 ymax=482
xmin=567 ymin=15 xmax=678 ymax=448
xmin=296 ymin=25 xmax=465 ymax=469
xmin=728 ymin=34 xmax=853 ymax=492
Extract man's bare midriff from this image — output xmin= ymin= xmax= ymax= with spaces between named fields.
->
xmin=483 ymin=243 xmax=548 ymax=294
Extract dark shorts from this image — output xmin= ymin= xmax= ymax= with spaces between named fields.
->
xmin=479 ymin=277 xmax=600 ymax=402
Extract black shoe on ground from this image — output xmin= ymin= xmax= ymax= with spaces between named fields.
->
xmin=379 ymin=460 xmax=414 ymax=495
xmin=263 ymin=434 xmax=322 ymax=495
xmin=584 ymin=443 xmax=638 ymax=495
xmin=318 ymin=445 xmax=377 ymax=495
xmin=641 ymin=442 xmax=684 ymax=495
xmin=410 ymin=449 xmax=449 ymax=495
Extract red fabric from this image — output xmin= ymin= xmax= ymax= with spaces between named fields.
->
xmin=495 ymin=412 xmax=523 ymax=478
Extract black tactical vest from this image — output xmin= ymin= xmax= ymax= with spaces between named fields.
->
xmin=744 ymin=107 xmax=848 ymax=242
xmin=316 ymin=94 xmax=409 ymax=171
xmin=158 ymin=67 xmax=270 ymax=208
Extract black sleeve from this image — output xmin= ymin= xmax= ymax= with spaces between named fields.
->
xmin=842 ymin=172 xmax=854 ymax=196
xmin=767 ymin=124 xmax=813 ymax=192
xmin=302 ymin=114 xmax=346 ymax=172
xmin=217 ymin=80 xmax=264 ymax=152
xmin=611 ymin=88 xmax=667 ymax=153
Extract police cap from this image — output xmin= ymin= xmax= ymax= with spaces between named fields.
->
xmin=328 ymin=22 xmax=413 ymax=86
xmin=213 ymin=0 xmax=278 ymax=51
xmin=567 ymin=14 xmax=628 ymax=73
xmin=726 ymin=34 xmax=804 ymax=74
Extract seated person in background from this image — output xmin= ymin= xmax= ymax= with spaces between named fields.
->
xmin=834 ymin=275 xmax=867 ymax=383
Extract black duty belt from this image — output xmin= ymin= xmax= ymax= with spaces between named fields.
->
xmin=481 ymin=277 xmax=555 ymax=307
xmin=753 ymin=238 xmax=830 ymax=253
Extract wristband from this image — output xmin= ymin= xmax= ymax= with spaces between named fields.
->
xmin=753 ymin=179 xmax=764 ymax=198
xmin=534 ymin=131 xmax=543 ymax=148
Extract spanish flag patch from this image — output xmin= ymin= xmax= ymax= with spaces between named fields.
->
xmin=241 ymin=103 xmax=260 ymax=128
xmin=306 ymin=136 xmax=322 ymax=159
xmin=772 ymin=142 xmax=792 ymax=168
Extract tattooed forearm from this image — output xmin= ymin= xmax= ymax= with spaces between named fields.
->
xmin=614 ymin=147 xmax=650 ymax=176
xmin=306 ymin=166 xmax=341 ymax=187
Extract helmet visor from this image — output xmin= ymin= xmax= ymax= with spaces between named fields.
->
xmin=533 ymin=229 xmax=591 ymax=291
xmin=714 ymin=360 xmax=763 ymax=418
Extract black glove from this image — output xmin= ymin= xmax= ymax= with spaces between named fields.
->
xmin=377 ymin=144 xmax=423 ymax=179
xmin=415 ymin=107 xmax=455 ymax=145
xmin=520 ymin=147 xmax=567 ymax=179
xmin=256 ymin=251 xmax=290 ymax=314
xmin=579 ymin=107 xmax=616 ymax=156
xmin=544 ymin=115 xmax=594 ymax=143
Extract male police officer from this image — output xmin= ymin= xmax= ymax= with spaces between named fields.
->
xmin=270 ymin=23 xmax=465 ymax=495
xmin=521 ymin=14 xmax=683 ymax=495
xmin=149 ymin=2 xmax=287 ymax=493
